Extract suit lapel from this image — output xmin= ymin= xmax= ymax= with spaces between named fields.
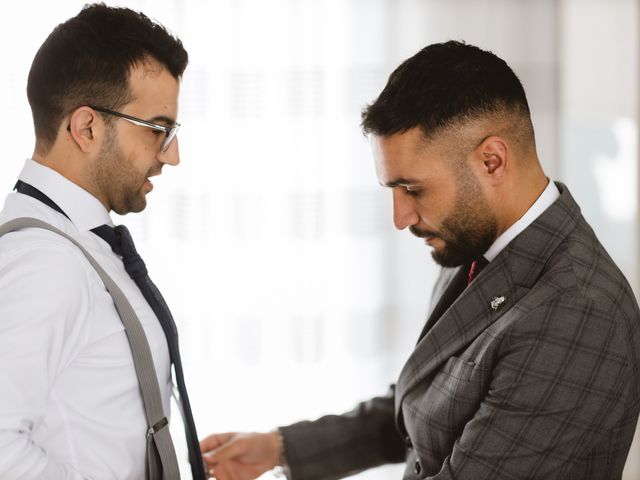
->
xmin=394 ymin=182 xmax=584 ymax=422
xmin=395 ymin=254 xmax=520 ymax=414
xmin=416 ymin=265 xmax=469 ymax=342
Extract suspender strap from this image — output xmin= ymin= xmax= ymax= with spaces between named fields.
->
xmin=0 ymin=218 xmax=181 ymax=480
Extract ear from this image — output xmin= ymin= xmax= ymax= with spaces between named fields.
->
xmin=67 ymin=106 xmax=103 ymax=153
xmin=470 ymin=135 xmax=509 ymax=185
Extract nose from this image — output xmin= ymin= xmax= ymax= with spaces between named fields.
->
xmin=158 ymin=137 xmax=180 ymax=166
xmin=392 ymin=188 xmax=419 ymax=230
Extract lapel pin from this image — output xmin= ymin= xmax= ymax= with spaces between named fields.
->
xmin=490 ymin=295 xmax=506 ymax=311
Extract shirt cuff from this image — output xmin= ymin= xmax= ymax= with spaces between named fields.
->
xmin=273 ymin=429 xmax=292 ymax=479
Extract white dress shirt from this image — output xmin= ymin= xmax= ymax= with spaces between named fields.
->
xmin=483 ymin=179 xmax=560 ymax=262
xmin=0 ymin=159 xmax=172 ymax=479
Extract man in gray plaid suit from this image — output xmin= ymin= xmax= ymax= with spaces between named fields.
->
xmin=200 ymin=41 xmax=640 ymax=479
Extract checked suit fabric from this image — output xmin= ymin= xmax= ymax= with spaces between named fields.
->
xmin=278 ymin=182 xmax=640 ymax=480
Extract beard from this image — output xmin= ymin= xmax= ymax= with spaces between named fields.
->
xmin=411 ymin=174 xmax=498 ymax=268
xmin=92 ymin=126 xmax=152 ymax=215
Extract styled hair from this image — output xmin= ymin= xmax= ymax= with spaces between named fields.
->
xmin=27 ymin=3 xmax=188 ymax=151
xmin=361 ymin=41 xmax=531 ymax=138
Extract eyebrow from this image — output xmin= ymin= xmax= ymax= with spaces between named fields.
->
xmin=381 ymin=177 xmax=423 ymax=188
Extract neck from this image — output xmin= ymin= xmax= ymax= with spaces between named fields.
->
xmin=495 ymin=168 xmax=549 ymax=237
xmin=32 ymin=144 xmax=75 ymax=177
xmin=32 ymin=147 xmax=108 ymax=211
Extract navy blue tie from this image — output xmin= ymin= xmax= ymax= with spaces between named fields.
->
xmin=92 ymin=224 xmax=205 ymax=480
xmin=15 ymin=181 xmax=205 ymax=480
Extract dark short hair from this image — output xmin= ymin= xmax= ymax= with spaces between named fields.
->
xmin=361 ymin=41 xmax=530 ymax=138
xmin=27 ymin=3 xmax=188 ymax=151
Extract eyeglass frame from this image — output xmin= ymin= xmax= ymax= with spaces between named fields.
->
xmin=88 ymin=105 xmax=180 ymax=153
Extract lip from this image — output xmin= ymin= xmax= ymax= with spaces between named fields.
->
xmin=424 ymin=235 xmax=441 ymax=247
xmin=144 ymin=178 xmax=154 ymax=192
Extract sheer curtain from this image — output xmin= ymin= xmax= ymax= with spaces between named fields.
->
xmin=1 ymin=1 xmax=638 ymax=479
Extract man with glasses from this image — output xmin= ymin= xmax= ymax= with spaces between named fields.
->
xmin=0 ymin=4 xmax=204 ymax=479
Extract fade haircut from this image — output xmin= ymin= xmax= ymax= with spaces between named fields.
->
xmin=361 ymin=40 xmax=533 ymax=146
xmin=27 ymin=3 xmax=188 ymax=152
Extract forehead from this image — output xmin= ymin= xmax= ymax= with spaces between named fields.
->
xmin=125 ymin=59 xmax=180 ymax=116
xmin=372 ymin=128 xmax=449 ymax=185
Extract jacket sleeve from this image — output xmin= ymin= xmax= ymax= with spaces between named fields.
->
xmin=279 ymin=385 xmax=406 ymax=480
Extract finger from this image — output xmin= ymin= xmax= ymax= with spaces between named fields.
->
xmin=208 ymin=436 xmax=249 ymax=463
xmin=200 ymin=432 xmax=236 ymax=453
xmin=210 ymin=462 xmax=238 ymax=480
xmin=202 ymin=451 xmax=217 ymax=468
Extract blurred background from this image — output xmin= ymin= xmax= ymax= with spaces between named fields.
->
xmin=1 ymin=0 xmax=638 ymax=478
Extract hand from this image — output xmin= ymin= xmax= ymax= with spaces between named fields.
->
xmin=200 ymin=431 xmax=283 ymax=480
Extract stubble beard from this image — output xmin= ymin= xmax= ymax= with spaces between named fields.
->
xmin=412 ymin=174 xmax=498 ymax=268
xmin=93 ymin=126 xmax=148 ymax=215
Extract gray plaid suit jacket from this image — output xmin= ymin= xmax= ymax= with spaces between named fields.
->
xmin=280 ymin=183 xmax=640 ymax=479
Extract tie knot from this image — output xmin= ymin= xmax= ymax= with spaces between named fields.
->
xmin=91 ymin=224 xmax=122 ymax=255
xmin=91 ymin=224 xmax=148 ymax=278
xmin=114 ymin=225 xmax=148 ymax=279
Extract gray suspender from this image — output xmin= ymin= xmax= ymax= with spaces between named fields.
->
xmin=0 ymin=217 xmax=180 ymax=480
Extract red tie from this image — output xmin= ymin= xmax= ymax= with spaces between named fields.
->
xmin=468 ymin=260 xmax=480 ymax=285
xmin=468 ymin=257 xmax=489 ymax=285
xmin=467 ymin=257 xmax=488 ymax=286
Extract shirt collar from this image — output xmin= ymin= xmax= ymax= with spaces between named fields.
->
xmin=17 ymin=158 xmax=114 ymax=231
xmin=483 ymin=179 xmax=560 ymax=262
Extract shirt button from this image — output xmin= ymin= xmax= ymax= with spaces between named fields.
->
xmin=405 ymin=436 xmax=413 ymax=450
xmin=414 ymin=460 xmax=422 ymax=475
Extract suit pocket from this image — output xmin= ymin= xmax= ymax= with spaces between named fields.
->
xmin=407 ymin=356 xmax=484 ymax=426
xmin=439 ymin=355 xmax=477 ymax=382
xmin=402 ymin=356 xmax=486 ymax=475
xmin=429 ymin=356 xmax=485 ymax=426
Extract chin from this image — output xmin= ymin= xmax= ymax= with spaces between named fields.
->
xmin=432 ymin=254 xmax=459 ymax=268
xmin=431 ymin=248 xmax=470 ymax=268
xmin=112 ymin=196 xmax=147 ymax=215
xmin=129 ymin=202 xmax=147 ymax=214
xmin=129 ymin=191 xmax=148 ymax=212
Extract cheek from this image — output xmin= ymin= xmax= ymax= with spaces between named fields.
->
xmin=127 ymin=148 xmax=154 ymax=176
xmin=416 ymin=194 xmax=449 ymax=225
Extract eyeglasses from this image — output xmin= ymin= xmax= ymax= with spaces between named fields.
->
xmin=89 ymin=105 xmax=180 ymax=153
